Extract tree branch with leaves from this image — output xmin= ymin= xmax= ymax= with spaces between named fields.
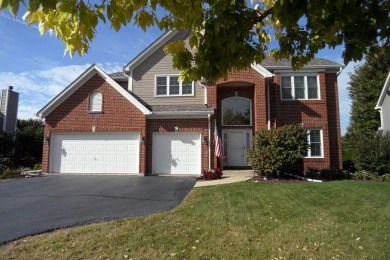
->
xmin=1 ymin=0 xmax=389 ymax=80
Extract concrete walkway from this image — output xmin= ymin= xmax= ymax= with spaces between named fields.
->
xmin=195 ymin=170 xmax=255 ymax=187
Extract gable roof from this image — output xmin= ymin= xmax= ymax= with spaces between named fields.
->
xmin=36 ymin=64 xmax=151 ymax=118
xmin=375 ymin=71 xmax=390 ymax=109
xmin=123 ymin=30 xmax=178 ymax=72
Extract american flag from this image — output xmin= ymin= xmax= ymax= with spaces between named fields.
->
xmin=214 ymin=122 xmax=224 ymax=158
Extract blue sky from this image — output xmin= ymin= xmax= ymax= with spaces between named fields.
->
xmin=0 ymin=9 xmax=362 ymax=136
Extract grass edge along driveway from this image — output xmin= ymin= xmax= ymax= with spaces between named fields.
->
xmin=1 ymin=180 xmax=389 ymax=259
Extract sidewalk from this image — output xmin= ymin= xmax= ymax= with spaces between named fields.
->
xmin=195 ymin=170 xmax=255 ymax=187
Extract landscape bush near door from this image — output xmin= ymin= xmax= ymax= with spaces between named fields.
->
xmin=248 ymin=124 xmax=308 ymax=177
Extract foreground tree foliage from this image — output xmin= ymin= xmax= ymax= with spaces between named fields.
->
xmin=343 ymin=47 xmax=390 ymax=171
xmin=1 ymin=0 xmax=389 ymax=80
xmin=248 ymin=124 xmax=308 ymax=176
xmin=15 ymin=119 xmax=44 ymax=167
xmin=347 ymin=48 xmax=390 ymax=135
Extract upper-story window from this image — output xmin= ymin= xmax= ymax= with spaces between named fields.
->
xmin=89 ymin=91 xmax=103 ymax=112
xmin=281 ymin=75 xmax=319 ymax=100
xmin=155 ymin=75 xmax=194 ymax=96
xmin=222 ymin=97 xmax=252 ymax=126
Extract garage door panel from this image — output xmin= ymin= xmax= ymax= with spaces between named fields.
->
xmin=50 ymin=132 xmax=139 ymax=174
xmin=153 ymin=133 xmax=200 ymax=175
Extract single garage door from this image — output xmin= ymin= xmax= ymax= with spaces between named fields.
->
xmin=50 ymin=132 xmax=139 ymax=174
xmin=153 ymin=132 xmax=201 ymax=175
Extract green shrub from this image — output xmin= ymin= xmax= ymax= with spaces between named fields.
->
xmin=0 ymin=168 xmax=20 ymax=179
xmin=350 ymin=132 xmax=390 ymax=175
xmin=248 ymin=124 xmax=308 ymax=177
xmin=353 ymin=170 xmax=378 ymax=181
xmin=380 ymin=174 xmax=390 ymax=182
xmin=0 ymin=157 xmax=14 ymax=168
xmin=304 ymin=168 xmax=352 ymax=180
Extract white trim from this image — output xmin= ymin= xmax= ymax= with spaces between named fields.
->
xmin=221 ymin=97 xmax=252 ymax=126
xmin=36 ymin=64 xmax=151 ymax=118
xmin=280 ymin=74 xmax=320 ymax=101
xmin=154 ymin=75 xmax=194 ymax=97
xmin=375 ymin=72 xmax=390 ymax=109
xmin=306 ymin=129 xmax=324 ymax=158
xmin=147 ymin=110 xmax=213 ymax=119
xmin=123 ymin=30 xmax=178 ymax=72
xmin=251 ymin=63 xmax=273 ymax=78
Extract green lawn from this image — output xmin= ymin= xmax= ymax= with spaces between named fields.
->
xmin=1 ymin=181 xmax=390 ymax=259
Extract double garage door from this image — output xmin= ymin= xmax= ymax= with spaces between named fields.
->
xmin=50 ymin=132 xmax=201 ymax=175
xmin=153 ymin=133 xmax=201 ymax=175
xmin=50 ymin=132 xmax=139 ymax=174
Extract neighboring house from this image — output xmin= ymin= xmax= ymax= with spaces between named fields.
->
xmin=375 ymin=72 xmax=390 ymax=134
xmin=0 ymin=86 xmax=19 ymax=133
xmin=37 ymin=30 xmax=344 ymax=175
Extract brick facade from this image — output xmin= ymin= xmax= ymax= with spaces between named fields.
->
xmin=42 ymin=74 xmax=147 ymax=173
xmin=42 ymin=66 xmax=342 ymax=175
xmin=271 ymin=72 xmax=342 ymax=171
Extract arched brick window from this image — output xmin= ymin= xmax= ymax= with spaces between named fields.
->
xmin=222 ymin=97 xmax=252 ymax=126
xmin=89 ymin=91 xmax=103 ymax=112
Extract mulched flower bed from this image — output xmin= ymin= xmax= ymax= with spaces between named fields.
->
xmin=250 ymin=176 xmax=305 ymax=183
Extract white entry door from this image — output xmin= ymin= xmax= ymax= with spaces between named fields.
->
xmin=153 ymin=133 xmax=201 ymax=175
xmin=223 ymin=130 xmax=252 ymax=166
xmin=50 ymin=132 xmax=140 ymax=174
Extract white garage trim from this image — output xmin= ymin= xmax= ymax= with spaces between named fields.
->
xmin=152 ymin=132 xmax=201 ymax=175
xmin=49 ymin=132 xmax=140 ymax=174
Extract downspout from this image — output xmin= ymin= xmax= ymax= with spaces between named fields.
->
xmin=124 ymin=69 xmax=133 ymax=92
xmin=208 ymin=114 xmax=211 ymax=170
xmin=200 ymin=80 xmax=211 ymax=170
xmin=267 ymin=80 xmax=271 ymax=130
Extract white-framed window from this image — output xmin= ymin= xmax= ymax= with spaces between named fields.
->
xmin=306 ymin=129 xmax=323 ymax=158
xmin=281 ymin=75 xmax=320 ymax=100
xmin=89 ymin=91 xmax=103 ymax=112
xmin=222 ymin=97 xmax=252 ymax=126
xmin=155 ymin=75 xmax=194 ymax=96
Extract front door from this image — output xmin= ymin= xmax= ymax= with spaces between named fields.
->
xmin=223 ymin=130 xmax=252 ymax=167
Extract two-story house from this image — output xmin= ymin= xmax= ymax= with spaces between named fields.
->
xmin=37 ymin=30 xmax=343 ymax=175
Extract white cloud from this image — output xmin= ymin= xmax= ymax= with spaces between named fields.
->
xmin=0 ymin=62 xmax=123 ymax=119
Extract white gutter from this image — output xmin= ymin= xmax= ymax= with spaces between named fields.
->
xmin=208 ymin=114 xmax=211 ymax=170
xmin=151 ymin=111 xmax=213 ymax=116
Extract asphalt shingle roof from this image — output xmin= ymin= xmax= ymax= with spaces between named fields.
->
xmin=109 ymin=72 xmax=127 ymax=80
xmin=260 ymin=56 xmax=342 ymax=67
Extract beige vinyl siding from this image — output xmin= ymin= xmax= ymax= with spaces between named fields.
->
xmin=132 ymin=31 xmax=204 ymax=106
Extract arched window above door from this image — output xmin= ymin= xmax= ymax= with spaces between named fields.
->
xmin=222 ymin=97 xmax=252 ymax=126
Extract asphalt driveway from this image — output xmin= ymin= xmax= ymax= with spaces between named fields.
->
xmin=0 ymin=175 xmax=195 ymax=245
